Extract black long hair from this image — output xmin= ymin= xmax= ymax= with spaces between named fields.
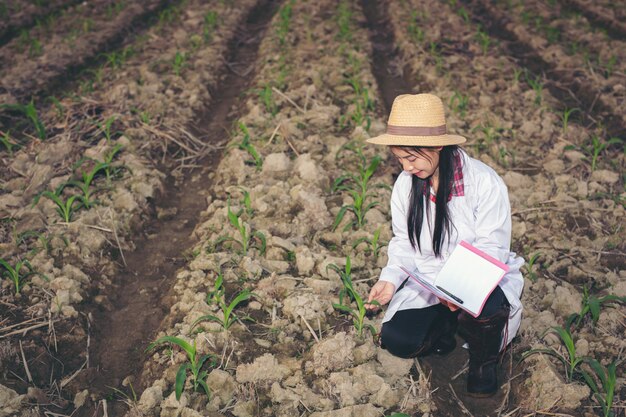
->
xmin=401 ymin=145 xmax=460 ymax=257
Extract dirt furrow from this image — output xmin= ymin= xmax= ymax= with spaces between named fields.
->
xmin=560 ymin=0 xmax=626 ymax=40
xmin=0 ymin=0 xmax=174 ymax=104
xmin=460 ymin=0 xmax=625 ymax=139
xmin=0 ymin=0 xmax=87 ymax=47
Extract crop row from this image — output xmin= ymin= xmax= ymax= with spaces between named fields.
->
xmin=387 ymin=0 xmax=624 ymax=414
xmin=132 ymin=0 xmax=442 ymax=416
xmin=0 ymin=0 xmax=172 ymax=104
xmin=0 ymin=0 xmax=259 ymax=414
xmin=561 ymin=0 xmax=626 ymax=34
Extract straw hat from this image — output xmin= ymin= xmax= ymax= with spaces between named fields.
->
xmin=367 ymin=93 xmax=466 ymax=146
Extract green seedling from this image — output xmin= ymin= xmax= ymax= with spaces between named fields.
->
xmin=328 ymin=257 xmax=378 ymax=337
xmin=205 ymin=270 xmax=226 ymax=306
xmin=193 ymin=277 xmax=255 ymax=331
xmin=0 ymin=131 xmax=17 ymax=155
xmin=47 ymin=96 xmax=65 ymax=118
xmin=352 ymin=227 xmax=387 ymax=259
xmin=429 ymin=41 xmax=444 ymax=74
xmin=567 ymin=286 xmax=626 ymax=329
xmin=33 ymin=186 xmax=83 ymax=223
xmin=276 ymin=0 xmax=294 ymax=47
xmin=258 ymin=84 xmax=278 ymax=117
xmin=336 ymin=0 xmax=353 ymax=42
xmin=586 ymin=135 xmax=622 ymax=171
xmin=0 ymin=258 xmax=35 ymax=294
xmin=599 ymin=55 xmax=617 ymax=79
xmin=560 ymin=107 xmax=579 ymax=133
xmin=218 ymin=198 xmax=266 ymax=256
xmin=203 ymin=10 xmax=218 ymax=42
xmin=475 ymin=27 xmax=491 ymax=55
xmin=96 ymin=116 xmax=120 ymax=144
xmin=457 ymin=6 xmax=470 ymax=23
xmin=66 ymin=160 xmax=110 ymax=208
xmin=101 ymin=46 xmax=133 ymax=70
xmin=512 ymin=68 xmax=523 ymax=84
xmin=173 ymin=51 xmax=187 ymax=76
xmin=581 ymin=358 xmax=618 ymax=417
xmin=17 ymin=229 xmax=68 ymax=257
xmin=449 ymin=91 xmax=469 ymax=118
xmin=521 ymin=326 xmax=585 ymax=382
xmin=102 ymin=143 xmax=126 ymax=181
xmin=1 ymin=100 xmax=46 ymax=140
xmin=407 ymin=11 xmax=425 ymax=44
xmin=524 ymin=71 xmax=544 ymax=106
xmin=237 ymin=187 xmax=253 ymax=217
xmin=233 ymin=122 xmax=262 ymax=170
xmin=523 ymin=251 xmax=542 ymax=282
xmin=146 ymin=336 xmax=215 ymax=400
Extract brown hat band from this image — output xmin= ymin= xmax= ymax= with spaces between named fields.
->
xmin=386 ymin=124 xmax=447 ymax=136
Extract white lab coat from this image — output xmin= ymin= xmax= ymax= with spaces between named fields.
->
xmin=379 ymin=151 xmax=524 ymax=346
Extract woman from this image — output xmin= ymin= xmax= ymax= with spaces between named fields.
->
xmin=365 ymin=93 xmax=524 ymax=397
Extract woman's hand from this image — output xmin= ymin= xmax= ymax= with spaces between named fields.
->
xmin=438 ymin=298 xmax=460 ymax=311
xmin=366 ymin=281 xmax=396 ymax=310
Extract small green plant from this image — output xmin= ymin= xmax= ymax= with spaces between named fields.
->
xmin=332 ymin=144 xmax=386 ymax=231
xmin=66 ymin=160 xmax=111 ymax=208
xmin=449 ymin=91 xmax=469 ymax=118
xmin=101 ymin=46 xmax=133 ymax=70
xmin=33 ymin=186 xmax=83 ymax=223
xmin=237 ymin=187 xmax=254 ymax=217
xmin=352 ymin=228 xmax=387 ymax=258
xmin=523 ymin=251 xmax=542 ymax=282
xmin=1 ymin=100 xmax=46 ymax=140
xmin=219 ymin=198 xmax=266 ymax=256
xmin=173 ymin=51 xmax=187 ymax=76
xmin=16 ymin=229 xmax=68 ymax=256
xmin=328 ymin=257 xmax=378 ymax=337
xmin=581 ymin=358 xmax=618 ymax=417
xmin=203 ymin=10 xmax=218 ymax=42
xmin=258 ymin=84 xmax=278 ymax=117
xmin=0 ymin=131 xmax=17 ymax=155
xmin=276 ymin=0 xmax=294 ymax=47
xmin=585 ymin=135 xmax=622 ymax=171
xmin=521 ymin=326 xmax=585 ymax=382
xmin=102 ymin=143 xmax=126 ymax=181
xmin=559 ymin=107 xmax=579 ymax=134
xmin=456 ymin=6 xmax=470 ymax=23
xmin=428 ymin=41 xmax=444 ymax=74
xmin=407 ymin=11 xmax=424 ymax=44
xmin=475 ymin=26 xmax=491 ymax=55
xmin=336 ymin=0 xmax=353 ymax=42
xmin=193 ymin=275 xmax=255 ymax=331
xmin=524 ymin=71 xmax=544 ymax=106
xmin=567 ymin=286 xmax=626 ymax=329
xmin=146 ymin=336 xmax=215 ymax=400
xmin=96 ymin=116 xmax=120 ymax=144
xmin=233 ymin=122 xmax=262 ymax=170
xmin=599 ymin=55 xmax=617 ymax=79
xmin=0 ymin=258 xmax=35 ymax=294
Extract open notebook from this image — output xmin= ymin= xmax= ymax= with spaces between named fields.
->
xmin=399 ymin=241 xmax=509 ymax=317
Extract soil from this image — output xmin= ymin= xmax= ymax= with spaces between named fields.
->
xmin=0 ymin=0 xmax=624 ymax=417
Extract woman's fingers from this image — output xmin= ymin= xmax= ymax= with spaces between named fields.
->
xmin=366 ymin=281 xmax=395 ymax=310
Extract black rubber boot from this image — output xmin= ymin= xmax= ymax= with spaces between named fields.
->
xmin=457 ymin=305 xmax=510 ymax=397
xmin=415 ymin=305 xmax=458 ymax=357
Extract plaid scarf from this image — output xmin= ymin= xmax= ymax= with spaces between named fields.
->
xmin=426 ymin=152 xmax=464 ymax=203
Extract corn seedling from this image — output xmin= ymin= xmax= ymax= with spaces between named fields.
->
xmin=567 ymin=286 xmax=626 ymax=329
xmin=523 ymin=251 xmax=542 ymax=282
xmin=233 ymin=122 xmax=262 ymax=171
xmin=0 ymin=258 xmax=35 ymax=294
xmin=203 ymin=10 xmax=218 ymax=42
xmin=0 ymin=131 xmax=17 ymax=155
xmin=456 ymin=6 xmax=470 ymax=23
xmin=599 ymin=55 xmax=617 ymax=79
xmin=560 ymin=107 xmax=579 ymax=133
xmin=586 ymin=135 xmax=622 ymax=171
xmin=102 ymin=46 xmax=133 ymax=70
xmin=581 ymin=358 xmax=618 ymax=417
xmin=475 ymin=26 xmax=491 ymax=55
xmin=193 ymin=279 xmax=255 ymax=331
xmin=258 ymin=84 xmax=278 ymax=117
xmin=333 ymin=144 xmax=388 ymax=231
xmin=47 ymin=96 xmax=65 ymax=118
xmin=328 ymin=257 xmax=378 ymax=337
xmin=33 ymin=186 xmax=83 ymax=223
xmin=173 ymin=51 xmax=187 ymax=76
xmin=521 ymin=326 xmax=585 ymax=382
xmin=146 ymin=336 xmax=215 ymax=400
xmin=276 ymin=0 xmax=294 ymax=48
xmin=96 ymin=116 xmax=120 ymax=144
xmin=237 ymin=187 xmax=254 ymax=217
xmin=336 ymin=0 xmax=353 ymax=42
xmin=524 ymin=71 xmax=544 ymax=106
xmin=429 ymin=42 xmax=444 ymax=74
xmin=407 ymin=11 xmax=424 ymax=44
xmin=219 ymin=198 xmax=266 ymax=256
xmin=17 ymin=230 xmax=68 ymax=257
xmin=449 ymin=91 xmax=469 ymax=118
xmin=1 ymin=100 xmax=46 ymax=140
xmin=65 ymin=160 xmax=110 ymax=208
xmin=352 ymin=228 xmax=387 ymax=259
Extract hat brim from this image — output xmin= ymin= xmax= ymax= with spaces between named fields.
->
xmin=366 ymin=133 xmax=466 ymax=146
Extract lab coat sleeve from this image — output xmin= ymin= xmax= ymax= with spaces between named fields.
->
xmin=472 ymin=172 xmax=512 ymax=263
xmin=378 ymin=174 xmax=417 ymax=290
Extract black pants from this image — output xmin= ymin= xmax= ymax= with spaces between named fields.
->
xmin=380 ymin=285 xmax=509 ymax=358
